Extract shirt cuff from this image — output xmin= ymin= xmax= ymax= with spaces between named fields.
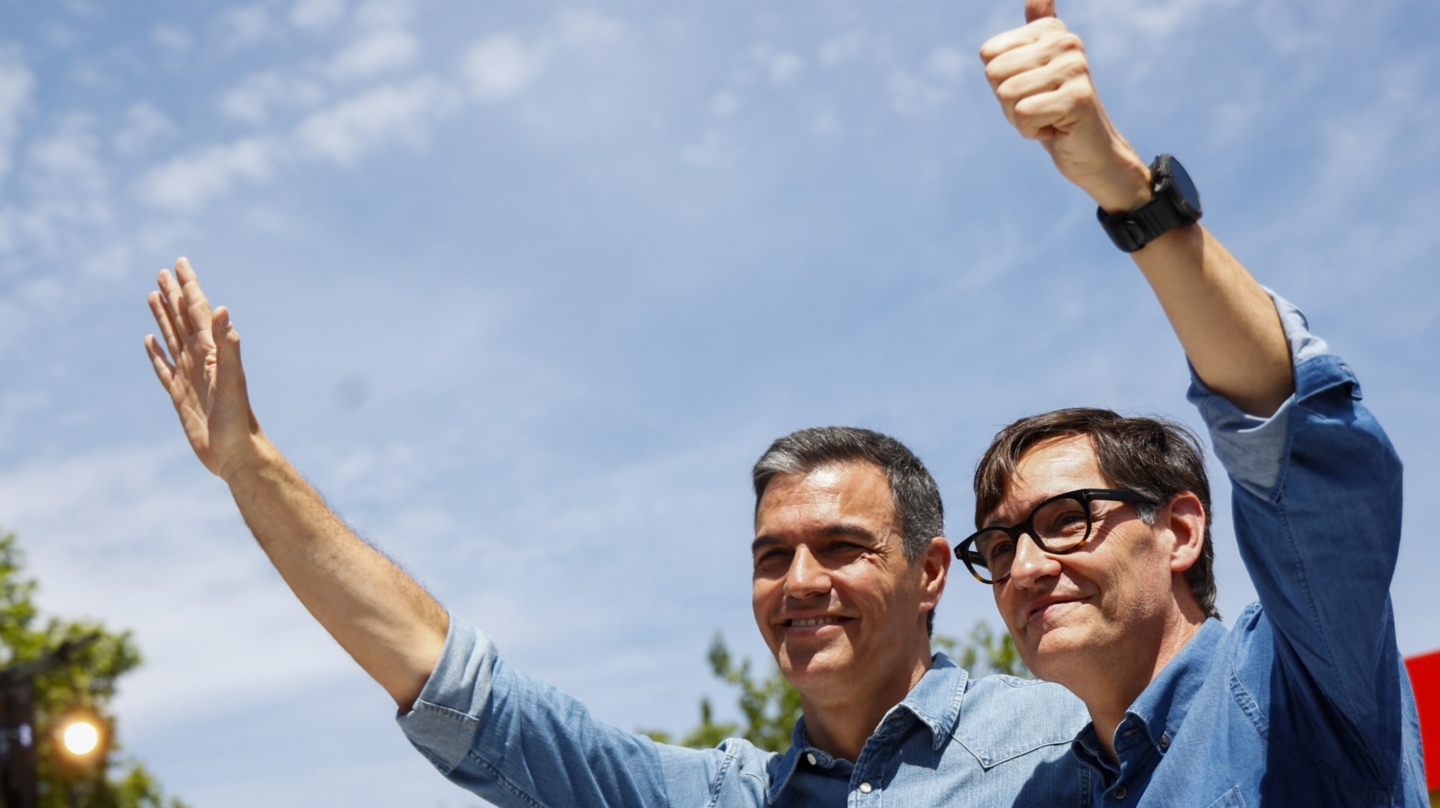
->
xmin=1185 ymin=289 xmax=1345 ymax=499
xmin=395 ymin=615 xmax=495 ymax=774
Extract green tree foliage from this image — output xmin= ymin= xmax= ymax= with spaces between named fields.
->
xmin=932 ymin=619 xmax=1030 ymax=679
xmin=647 ymin=619 xmax=1028 ymax=752
xmin=643 ymin=633 xmax=801 ymax=752
xmin=0 ymin=530 xmax=189 ymax=808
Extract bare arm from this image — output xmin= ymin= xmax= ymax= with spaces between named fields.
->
xmin=145 ymin=258 xmax=447 ymax=709
xmin=982 ymin=0 xmax=1294 ymax=416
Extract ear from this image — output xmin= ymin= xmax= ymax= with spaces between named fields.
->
xmin=1160 ymin=491 xmax=1206 ymax=574
xmin=919 ymin=536 xmax=951 ymax=612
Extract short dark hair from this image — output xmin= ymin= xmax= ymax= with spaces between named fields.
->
xmin=752 ymin=426 xmax=945 ymax=634
xmin=972 ymin=408 xmax=1219 ymax=620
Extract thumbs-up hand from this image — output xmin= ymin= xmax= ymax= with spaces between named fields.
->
xmin=980 ymin=2 xmax=1152 ymax=214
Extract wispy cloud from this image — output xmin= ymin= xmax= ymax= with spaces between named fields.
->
xmin=461 ymin=34 xmax=547 ymax=102
xmin=0 ymin=49 xmax=35 ymax=183
xmin=113 ymin=103 xmax=177 ymax=155
xmin=214 ymin=4 xmax=273 ymax=51
xmin=135 ymin=137 xmax=278 ymax=211
xmin=326 ymin=29 xmax=420 ymax=81
xmin=290 ymin=0 xmax=347 ymax=32
xmin=295 ymin=76 xmax=458 ymax=166
xmin=220 ymin=72 xmax=327 ymax=125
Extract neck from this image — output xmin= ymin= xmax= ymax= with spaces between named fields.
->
xmin=798 ymin=651 xmax=933 ymax=762
xmin=1077 ymin=606 xmax=1205 ymax=762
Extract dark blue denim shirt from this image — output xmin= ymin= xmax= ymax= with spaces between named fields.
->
xmin=398 ymin=625 xmax=1090 ymax=807
xmin=1069 ymin=294 xmax=1427 ymax=807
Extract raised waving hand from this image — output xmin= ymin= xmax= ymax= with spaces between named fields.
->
xmin=143 ymin=257 xmax=446 ymax=707
xmin=145 ymin=257 xmax=262 ymax=480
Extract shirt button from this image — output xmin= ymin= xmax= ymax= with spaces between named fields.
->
xmin=805 ymin=753 xmax=817 ymax=766
xmin=1159 ymin=733 xmax=1171 ymax=750
xmin=859 ymin=782 xmax=873 ymax=794
xmin=1114 ymin=786 xmax=1127 ymax=800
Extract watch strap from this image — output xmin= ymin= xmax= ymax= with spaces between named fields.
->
xmin=1097 ymin=154 xmax=1200 ymax=253
xmin=1097 ymin=195 xmax=1190 ymax=253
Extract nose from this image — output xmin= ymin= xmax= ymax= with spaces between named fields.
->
xmin=1007 ymin=532 xmax=1060 ymax=589
xmin=783 ymin=545 xmax=831 ymax=599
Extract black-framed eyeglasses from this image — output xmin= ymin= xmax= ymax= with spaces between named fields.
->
xmin=955 ymin=488 xmax=1157 ymax=584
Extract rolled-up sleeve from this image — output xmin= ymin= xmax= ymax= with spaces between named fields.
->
xmin=397 ymin=617 xmax=745 ymax=808
xmin=1187 ymin=290 xmax=1407 ymax=789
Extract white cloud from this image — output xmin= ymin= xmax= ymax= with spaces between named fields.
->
xmin=751 ymin=44 xmax=805 ymax=85
xmin=135 ymin=138 xmax=278 ymax=211
xmin=220 ymin=72 xmax=326 ymax=126
xmin=291 ymin=0 xmax=347 ymax=31
xmin=0 ymin=115 xmax=112 ymax=269
xmin=16 ymin=116 xmax=110 ymax=248
xmin=326 ymin=29 xmax=419 ymax=81
xmin=113 ymin=103 xmax=176 ymax=155
xmin=462 ymin=35 xmax=547 ymax=102
xmin=0 ymin=49 xmax=35 ymax=182
xmin=295 ymin=77 xmax=458 ymax=167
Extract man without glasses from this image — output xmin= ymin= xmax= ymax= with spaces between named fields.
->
xmin=966 ymin=0 xmax=1427 ymax=804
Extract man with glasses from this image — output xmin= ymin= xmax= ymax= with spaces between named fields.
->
xmin=968 ymin=1 xmax=1427 ymax=804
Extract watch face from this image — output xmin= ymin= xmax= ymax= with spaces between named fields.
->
xmin=1167 ymin=157 xmax=1203 ymax=219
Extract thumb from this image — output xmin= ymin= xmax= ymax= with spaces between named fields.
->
xmin=1025 ymin=0 xmax=1056 ymax=23
xmin=212 ymin=306 xmax=245 ymax=378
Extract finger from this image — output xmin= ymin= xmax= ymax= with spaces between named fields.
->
xmin=148 ymin=290 xmax=182 ymax=361
xmin=174 ymin=257 xmax=215 ymax=338
xmin=1026 ymin=0 xmax=1056 ymax=23
xmin=984 ymin=30 xmax=1083 ymax=90
xmin=212 ymin=306 xmax=254 ymax=419
xmin=1011 ymin=88 xmax=1084 ymax=140
xmin=157 ymin=269 xmax=190 ymax=341
xmin=979 ymin=16 xmax=1067 ymax=66
xmin=144 ymin=334 xmax=177 ymax=389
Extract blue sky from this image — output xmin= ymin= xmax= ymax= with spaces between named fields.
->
xmin=0 ymin=0 xmax=1437 ymax=805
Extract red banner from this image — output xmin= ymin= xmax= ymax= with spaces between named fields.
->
xmin=1406 ymin=649 xmax=1440 ymax=791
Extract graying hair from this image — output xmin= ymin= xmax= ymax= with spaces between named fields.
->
xmin=752 ymin=426 xmax=944 ymax=561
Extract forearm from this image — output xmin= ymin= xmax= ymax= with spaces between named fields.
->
xmin=225 ymin=438 xmax=449 ymax=710
xmin=1130 ymin=222 xmax=1294 ymax=417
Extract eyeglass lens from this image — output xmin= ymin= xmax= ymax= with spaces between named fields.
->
xmin=973 ymin=496 xmax=1092 ymax=581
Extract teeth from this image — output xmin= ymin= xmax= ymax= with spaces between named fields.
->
xmin=791 ymin=617 xmax=840 ymax=628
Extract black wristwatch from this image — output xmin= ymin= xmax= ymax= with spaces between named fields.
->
xmin=1097 ymin=154 xmax=1202 ymax=253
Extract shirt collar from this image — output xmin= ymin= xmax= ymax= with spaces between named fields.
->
xmin=765 ymin=652 xmax=968 ymax=804
xmin=1072 ymin=617 xmax=1226 ymax=773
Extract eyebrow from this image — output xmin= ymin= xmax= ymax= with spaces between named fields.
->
xmin=751 ymin=524 xmax=881 ymax=555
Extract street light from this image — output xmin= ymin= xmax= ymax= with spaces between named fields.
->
xmin=59 ymin=716 xmax=101 ymax=759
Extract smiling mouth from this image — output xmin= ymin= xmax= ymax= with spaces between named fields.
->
xmin=1026 ymin=597 xmax=1083 ymax=625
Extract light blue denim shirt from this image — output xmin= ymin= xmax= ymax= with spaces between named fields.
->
xmin=1069 ymin=294 xmax=1427 ymax=807
xmin=398 ymin=622 xmax=1090 ymax=807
